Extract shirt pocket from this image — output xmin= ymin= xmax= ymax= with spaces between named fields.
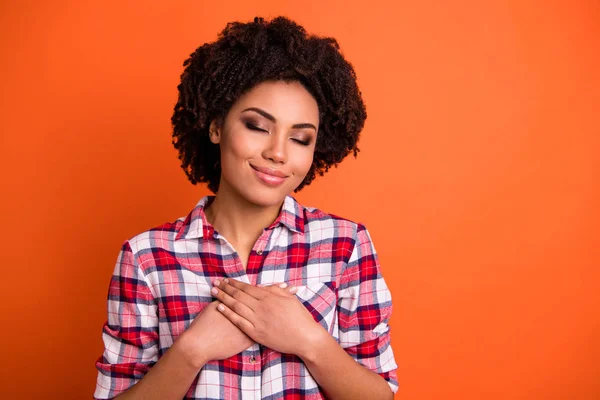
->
xmin=294 ymin=281 xmax=338 ymax=335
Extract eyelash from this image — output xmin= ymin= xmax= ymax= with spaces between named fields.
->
xmin=246 ymin=123 xmax=268 ymax=132
xmin=292 ymin=138 xmax=310 ymax=146
xmin=245 ymin=123 xmax=310 ymax=146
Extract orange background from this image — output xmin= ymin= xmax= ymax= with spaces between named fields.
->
xmin=1 ymin=1 xmax=598 ymax=399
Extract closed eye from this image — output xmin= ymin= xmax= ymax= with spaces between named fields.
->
xmin=291 ymin=138 xmax=310 ymax=146
xmin=245 ymin=123 xmax=268 ymax=133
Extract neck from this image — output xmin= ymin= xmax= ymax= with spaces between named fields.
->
xmin=205 ymin=184 xmax=283 ymax=247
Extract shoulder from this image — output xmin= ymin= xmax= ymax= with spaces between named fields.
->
xmin=121 ymin=215 xmax=188 ymax=258
xmin=301 ymin=202 xmax=368 ymax=240
xmin=122 ymin=196 xmax=211 ymax=256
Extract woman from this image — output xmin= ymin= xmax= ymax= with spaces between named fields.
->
xmin=94 ymin=16 xmax=398 ymax=400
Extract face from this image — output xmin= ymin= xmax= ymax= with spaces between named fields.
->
xmin=209 ymin=80 xmax=319 ymax=208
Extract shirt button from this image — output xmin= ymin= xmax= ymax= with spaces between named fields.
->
xmin=249 ymin=356 xmax=256 ymax=364
xmin=256 ymin=249 xmax=263 ymax=255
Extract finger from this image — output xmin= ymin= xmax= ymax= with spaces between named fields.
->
xmin=211 ymin=284 xmax=256 ymax=319
xmin=263 ymin=282 xmax=298 ymax=295
xmin=258 ymin=282 xmax=288 ymax=289
xmin=279 ymin=282 xmax=298 ymax=294
xmin=217 ymin=279 xmax=262 ymax=306
xmin=216 ymin=302 xmax=255 ymax=334
xmin=219 ymin=278 xmax=267 ymax=300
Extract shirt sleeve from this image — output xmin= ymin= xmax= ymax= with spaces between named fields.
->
xmin=338 ymin=224 xmax=399 ymax=394
xmin=94 ymin=241 xmax=160 ymax=399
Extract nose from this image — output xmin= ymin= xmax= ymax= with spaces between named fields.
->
xmin=262 ymin=132 xmax=287 ymax=164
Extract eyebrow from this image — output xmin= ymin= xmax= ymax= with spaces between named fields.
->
xmin=242 ymin=107 xmax=317 ymax=131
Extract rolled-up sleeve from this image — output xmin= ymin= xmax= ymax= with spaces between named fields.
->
xmin=338 ymin=224 xmax=399 ymax=393
xmin=94 ymin=241 xmax=159 ymax=399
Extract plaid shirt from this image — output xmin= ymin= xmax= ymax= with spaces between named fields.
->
xmin=94 ymin=195 xmax=398 ymax=399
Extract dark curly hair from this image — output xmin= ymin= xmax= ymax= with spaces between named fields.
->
xmin=171 ymin=16 xmax=367 ymax=193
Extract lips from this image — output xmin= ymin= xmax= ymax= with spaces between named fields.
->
xmin=250 ymin=164 xmax=289 ymax=186
xmin=250 ymin=164 xmax=289 ymax=178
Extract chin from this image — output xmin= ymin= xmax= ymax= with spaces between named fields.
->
xmin=220 ymin=172 xmax=301 ymax=208
xmin=241 ymin=187 xmax=290 ymax=208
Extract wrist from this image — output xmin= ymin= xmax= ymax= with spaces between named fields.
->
xmin=174 ymin=331 xmax=209 ymax=370
xmin=297 ymin=324 xmax=331 ymax=363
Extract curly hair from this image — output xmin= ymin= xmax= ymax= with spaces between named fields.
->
xmin=171 ymin=16 xmax=367 ymax=193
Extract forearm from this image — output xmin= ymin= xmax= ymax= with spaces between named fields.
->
xmin=114 ymin=336 xmax=204 ymax=400
xmin=299 ymin=329 xmax=394 ymax=400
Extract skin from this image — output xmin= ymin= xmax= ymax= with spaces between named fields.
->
xmin=204 ymin=80 xmax=319 ymax=269
xmin=115 ymin=80 xmax=393 ymax=399
xmin=211 ymin=279 xmax=394 ymax=400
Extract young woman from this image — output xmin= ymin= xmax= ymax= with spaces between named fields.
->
xmin=94 ymin=16 xmax=398 ymax=400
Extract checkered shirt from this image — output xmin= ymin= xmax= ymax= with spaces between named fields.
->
xmin=94 ymin=195 xmax=398 ymax=399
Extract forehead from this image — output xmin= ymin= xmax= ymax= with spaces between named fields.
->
xmin=230 ymin=80 xmax=319 ymax=124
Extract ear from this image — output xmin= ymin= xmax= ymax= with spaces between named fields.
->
xmin=209 ymin=120 xmax=221 ymax=144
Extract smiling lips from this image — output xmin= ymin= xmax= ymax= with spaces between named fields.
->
xmin=250 ymin=164 xmax=289 ymax=186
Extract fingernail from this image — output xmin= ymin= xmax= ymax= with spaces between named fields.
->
xmin=213 ymin=280 xmax=220 ymax=286
xmin=224 ymin=278 xmax=229 ymax=284
xmin=279 ymin=283 xmax=288 ymax=289
xmin=211 ymin=287 xmax=218 ymax=295
xmin=289 ymin=286 xmax=297 ymax=294
xmin=218 ymin=304 xmax=225 ymax=312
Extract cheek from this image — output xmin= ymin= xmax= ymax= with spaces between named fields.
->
xmin=294 ymin=149 xmax=315 ymax=175
xmin=221 ymin=134 xmax=253 ymax=161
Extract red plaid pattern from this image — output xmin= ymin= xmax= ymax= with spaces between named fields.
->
xmin=94 ymin=196 xmax=398 ymax=399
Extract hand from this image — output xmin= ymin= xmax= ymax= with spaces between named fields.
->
xmin=177 ymin=300 xmax=253 ymax=368
xmin=210 ymin=279 xmax=326 ymax=357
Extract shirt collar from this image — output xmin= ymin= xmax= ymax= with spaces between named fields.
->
xmin=267 ymin=195 xmax=305 ymax=234
xmin=175 ymin=195 xmax=305 ymax=241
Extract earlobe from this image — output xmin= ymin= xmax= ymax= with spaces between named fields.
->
xmin=209 ymin=120 xmax=221 ymax=144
